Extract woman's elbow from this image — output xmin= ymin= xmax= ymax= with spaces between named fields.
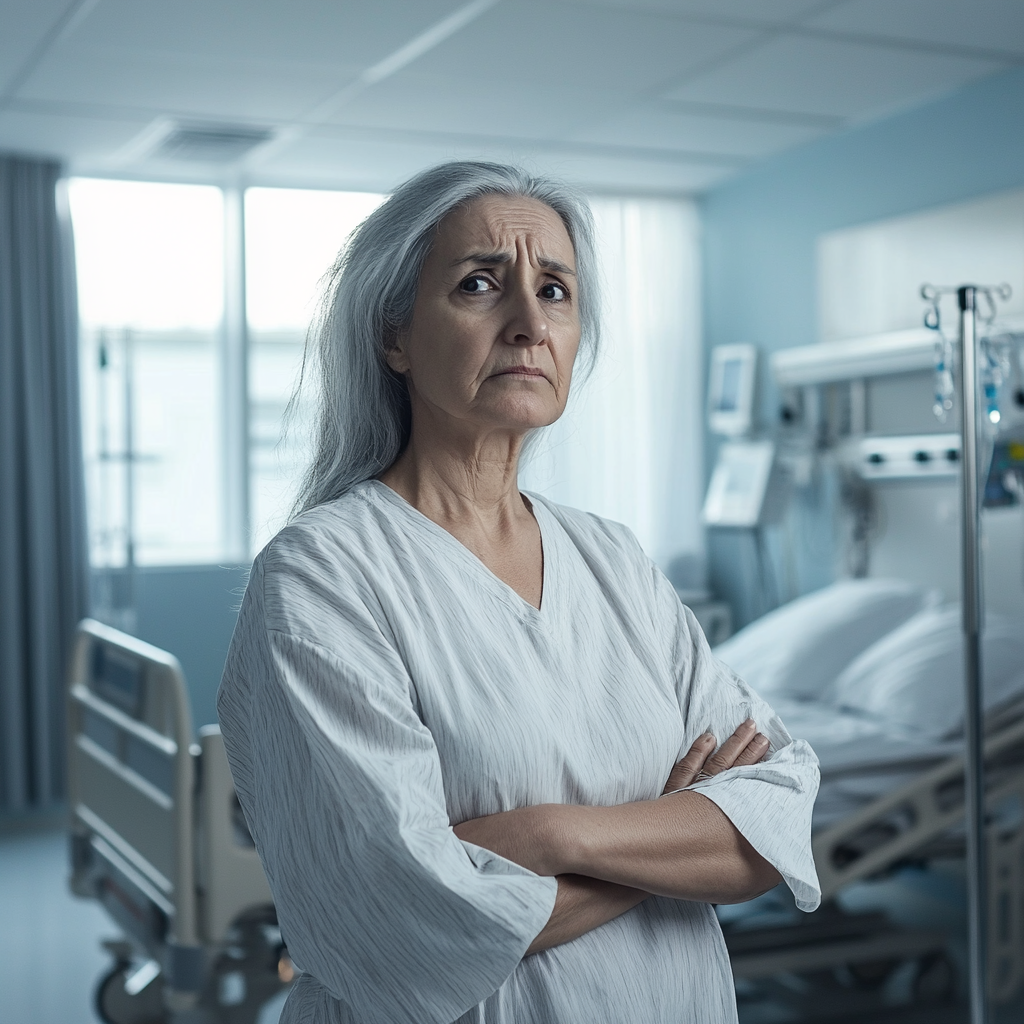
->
xmin=718 ymin=853 xmax=782 ymax=905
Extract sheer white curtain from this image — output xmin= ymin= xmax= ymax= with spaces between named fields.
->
xmin=521 ymin=196 xmax=704 ymax=567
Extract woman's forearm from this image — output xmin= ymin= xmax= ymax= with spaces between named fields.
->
xmin=525 ymin=875 xmax=649 ymax=955
xmin=455 ymin=792 xmax=779 ymax=905
xmin=556 ymin=792 xmax=780 ymax=903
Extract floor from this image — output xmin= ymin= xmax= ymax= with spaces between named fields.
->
xmin=0 ymin=823 xmax=286 ymax=1024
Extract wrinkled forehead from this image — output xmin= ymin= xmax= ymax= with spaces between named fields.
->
xmin=432 ymin=194 xmax=576 ymax=267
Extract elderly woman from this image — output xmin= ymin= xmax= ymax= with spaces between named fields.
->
xmin=218 ymin=161 xmax=820 ymax=1024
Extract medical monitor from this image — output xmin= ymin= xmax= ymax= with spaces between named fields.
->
xmin=708 ymin=344 xmax=757 ymax=437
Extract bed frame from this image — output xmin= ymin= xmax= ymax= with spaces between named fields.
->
xmin=67 ymin=619 xmax=289 ymax=1024
xmin=728 ymin=703 xmax=1024 ymax=1005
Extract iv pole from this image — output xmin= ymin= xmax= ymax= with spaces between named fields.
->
xmin=958 ymin=285 xmax=987 ymax=1024
xmin=922 ymin=281 xmax=1010 ymax=1024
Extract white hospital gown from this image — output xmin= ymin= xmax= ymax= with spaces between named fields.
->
xmin=217 ymin=480 xmax=820 ymax=1024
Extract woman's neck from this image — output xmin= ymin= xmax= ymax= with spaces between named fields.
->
xmin=379 ymin=420 xmax=544 ymax=610
xmin=379 ymin=427 xmax=530 ymax=532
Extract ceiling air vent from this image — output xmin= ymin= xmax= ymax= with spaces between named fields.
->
xmin=153 ymin=123 xmax=274 ymax=163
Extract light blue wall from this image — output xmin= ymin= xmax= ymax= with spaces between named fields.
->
xmin=93 ymin=565 xmax=249 ymax=732
xmin=700 ymin=66 xmax=1024 ymax=627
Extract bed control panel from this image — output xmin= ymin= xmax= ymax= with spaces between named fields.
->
xmin=843 ymin=433 xmax=960 ymax=481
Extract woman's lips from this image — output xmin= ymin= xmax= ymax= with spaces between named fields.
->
xmin=494 ymin=366 xmax=545 ymax=378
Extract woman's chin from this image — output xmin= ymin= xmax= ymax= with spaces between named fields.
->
xmin=481 ymin=400 xmax=564 ymax=435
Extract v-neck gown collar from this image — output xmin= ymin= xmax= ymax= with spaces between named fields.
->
xmin=363 ymin=478 xmax=556 ymax=625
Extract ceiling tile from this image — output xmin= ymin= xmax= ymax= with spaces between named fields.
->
xmin=527 ymin=150 xmax=735 ymax=193
xmin=808 ymin=0 xmax=1024 ymax=57
xmin=52 ymin=0 xmax=463 ymax=73
xmin=558 ymin=0 xmax=826 ymax=26
xmin=324 ymin=72 xmax=611 ymax=142
xmin=18 ymin=48 xmax=351 ymax=123
xmin=1 ymin=0 xmax=70 ymax=93
xmin=254 ymin=133 xmax=478 ymax=193
xmin=0 ymin=107 xmax=148 ymax=164
xmin=664 ymin=33 xmax=1007 ymax=119
xmin=570 ymin=105 xmax=827 ymax=158
xmin=253 ymin=130 xmax=728 ymax=196
xmin=404 ymin=1 xmax=757 ymax=100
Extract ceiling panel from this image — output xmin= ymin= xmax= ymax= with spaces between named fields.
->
xmin=532 ymin=149 xmax=735 ymax=192
xmin=808 ymin=0 xmax=1024 ymax=56
xmin=558 ymin=0 xmax=826 ymax=25
xmin=570 ymin=105 xmax=826 ymax=158
xmin=47 ymin=0 xmax=463 ymax=72
xmin=664 ymin=33 xmax=1007 ymax=119
xmin=19 ymin=48 xmax=351 ymax=123
xmin=0 ymin=0 xmax=69 ymax=93
xmin=2 ymin=0 xmax=1017 ymax=196
xmin=248 ymin=129 xmax=731 ymax=195
xmin=0 ymin=107 xmax=148 ymax=164
xmin=325 ymin=72 xmax=616 ymax=141
xmin=404 ymin=1 xmax=757 ymax=102
xmin=254 ymin=133 xmax=501 ymax=193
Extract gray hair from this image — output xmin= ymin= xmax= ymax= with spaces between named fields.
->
xmin=291 ymin=160 xmax=601 ymax=516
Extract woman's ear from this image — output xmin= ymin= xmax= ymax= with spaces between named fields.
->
xmin=385 ymin=334 xmax=410 ymax=375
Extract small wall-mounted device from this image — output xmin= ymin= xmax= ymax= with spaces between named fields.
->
xmin=702 ymin=440 xmax=788 ymax=528
xmin=708 ymin=344 xmax=757 ymax=438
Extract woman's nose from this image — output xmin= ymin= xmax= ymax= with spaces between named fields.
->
xmin=502 ymin=286 xmax=549 ymax=347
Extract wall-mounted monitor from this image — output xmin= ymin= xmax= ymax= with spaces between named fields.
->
xmin=708 ymin=344 xmax=757 ymax=437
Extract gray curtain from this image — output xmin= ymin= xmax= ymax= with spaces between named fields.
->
xmin=0 ymin=154 xmax=89 ymax=811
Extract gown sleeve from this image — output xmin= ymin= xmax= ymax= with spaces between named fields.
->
xmin=653 ymin=566 xmax=822 ymax=913
xmin=216 ymin=534 xmax=558 ymax=1024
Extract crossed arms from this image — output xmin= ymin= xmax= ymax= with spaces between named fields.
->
xmin=453 ymin=718 xmax=782 ymax=955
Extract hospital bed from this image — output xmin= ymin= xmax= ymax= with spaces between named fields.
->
xmin=66 ymin=618 xmax=291 ymax=1024
xmin=715 ymin=580 xmax=1024 ymax=1014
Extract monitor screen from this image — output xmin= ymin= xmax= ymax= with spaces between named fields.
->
xmin=716 ymin=358 xmax=742 ymax=413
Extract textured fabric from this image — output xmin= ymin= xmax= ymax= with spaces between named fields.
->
xmin=218 ymin=480 xmax=820 ymax=1024
xmin=0 ymin=156 xmax=89 ymax=810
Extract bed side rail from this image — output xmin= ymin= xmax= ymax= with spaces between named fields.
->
xmin=813 ymin=718 xmax=1024 ymax=1000
xmin=813 ymin=716 xmax=1024 ymax=897
xmin=67 ymin=619 xmax=200 ymax=962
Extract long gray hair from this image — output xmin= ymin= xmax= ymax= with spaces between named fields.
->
xmin=291 ymin=161 xmax=601 ymax=516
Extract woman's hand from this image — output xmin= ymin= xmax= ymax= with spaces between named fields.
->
xmin=661 ymin=718 xmax=769 ymax=795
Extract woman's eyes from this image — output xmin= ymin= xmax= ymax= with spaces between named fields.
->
xmin=539 ymin=282 xmax=569 ymax=302
xmin=460 ymin=275 xmax=493 ymax=293
xmin=459 ymin=275 xmax=569 ymax=301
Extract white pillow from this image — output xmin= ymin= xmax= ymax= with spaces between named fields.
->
xmin=713 ymin=578 xmax=933 ymax=701
xmin=833 ymin=606 xmax=1024 ymax=741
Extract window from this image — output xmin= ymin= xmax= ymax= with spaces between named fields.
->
xmin=245 ymin=188 xmax=384 ymax=550
xmin=70 ymin=179 xmax=383 ymax=566
xmin=70 ymin=179 xmax=225 ymax=566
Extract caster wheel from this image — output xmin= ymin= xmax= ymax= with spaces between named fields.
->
xmin=847 ymin=957 xmax=900 ymax=990
xmin=913 ymin=951 xmax=956 ymax=1004
xmin=94 ymin=962 xmax=166 ymax=1024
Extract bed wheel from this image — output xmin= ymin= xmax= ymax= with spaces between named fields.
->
xmin=94 ymin=962 xmax=166 ymax=1024
xmin=844 ymin=958 xmax=899 ymax=990
xmin=912 ymin=951 xmax=956 ymax=1003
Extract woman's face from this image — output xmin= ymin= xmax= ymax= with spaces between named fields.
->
xmin=387 ymin=194 xmax=581 ymax=441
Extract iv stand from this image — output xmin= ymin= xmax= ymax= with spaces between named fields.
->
xmin=958 ymin=285 xmax=987 ymax=1024
xmin=922 ymin=280 xmax=1011 ymax=1024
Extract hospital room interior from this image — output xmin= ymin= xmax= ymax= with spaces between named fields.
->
xmin=5 ymin=1 xmax=1024 ymax=1022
